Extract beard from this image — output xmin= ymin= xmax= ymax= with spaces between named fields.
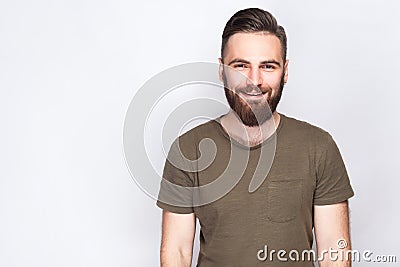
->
xmin=223 ymin=72 xmax=285 ymax=127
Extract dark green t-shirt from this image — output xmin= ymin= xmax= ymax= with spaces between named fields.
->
xmin=157 ymin=113 xmax=354 ymax=266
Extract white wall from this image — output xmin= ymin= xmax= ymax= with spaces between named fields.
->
xmin=0 ymin=0 xmax=399 ymax=266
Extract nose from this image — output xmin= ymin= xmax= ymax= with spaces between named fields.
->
xmin=247 ymin=67 xmax=263 ymax=87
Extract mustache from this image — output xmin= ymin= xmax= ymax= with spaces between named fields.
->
xmin=232 ymin=84 xmax=270 ymax=95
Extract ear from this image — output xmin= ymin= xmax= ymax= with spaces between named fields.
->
xmin=218 ymin=57 xmax=224 ymax=82
xmin=283 ymin=59 xmax=289 ymax=84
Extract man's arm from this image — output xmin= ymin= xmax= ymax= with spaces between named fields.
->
xmin=314 ymin=201 xmax=352 ymax=267
xmin=160 ymin=210 xmax=196 ymax=267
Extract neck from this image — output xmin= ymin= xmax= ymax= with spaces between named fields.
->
xmin=220 ymin=110 xmax=281 ymax=147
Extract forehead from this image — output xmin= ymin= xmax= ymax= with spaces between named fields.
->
xmin=224 ymin=32 xmax=283 ymax=62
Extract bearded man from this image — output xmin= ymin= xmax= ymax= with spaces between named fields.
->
xmin=157 ymin=7 xmax=354 ymax=267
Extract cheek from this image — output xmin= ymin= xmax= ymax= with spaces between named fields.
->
xmin=224 ymin=69 xmax=250 ymax=88
xmin=262 ymin=73 xmax=282 ymax=90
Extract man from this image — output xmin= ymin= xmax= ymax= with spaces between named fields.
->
xmin=157 ymin=8 xmax=354 ymax=266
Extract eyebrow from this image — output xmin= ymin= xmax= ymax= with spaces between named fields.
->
xmin=227 ymin=58 xmax=281 ymax=67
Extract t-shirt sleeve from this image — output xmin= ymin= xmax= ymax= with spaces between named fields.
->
xmin=313 ymin=134 xmax=354 ymax=205
xmin=156 ymin=138 xmax=195 ymax=214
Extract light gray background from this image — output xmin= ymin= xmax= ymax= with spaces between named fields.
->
xmin=1 ymin=0 xmax=399 ymax=266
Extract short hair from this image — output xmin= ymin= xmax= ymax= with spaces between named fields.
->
xmin=221 ymin=8 xmax=287 ymax=62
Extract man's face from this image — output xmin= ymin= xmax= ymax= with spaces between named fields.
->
xmin=219 ymin=32 xmax=289 ymax=127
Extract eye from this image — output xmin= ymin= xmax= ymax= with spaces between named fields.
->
xmin=261 ymin=64 xmax=276 ymax=70
xmin=233 ymin=63 xmax=248 ymax=70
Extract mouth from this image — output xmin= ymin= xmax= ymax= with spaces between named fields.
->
xmin=244 ymin=91 xmax=263 ymax=96
xmin=240 ymin=91 xmax=265 ymax=101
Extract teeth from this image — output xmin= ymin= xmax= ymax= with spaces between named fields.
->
xmin=245 ymin=92 xmax=262 ymax=96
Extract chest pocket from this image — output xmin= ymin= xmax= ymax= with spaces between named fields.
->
xmin=266 ymin=179 xmax=303 ymax=223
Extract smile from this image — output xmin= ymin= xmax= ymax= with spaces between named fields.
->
xmin=241 ymin=92 xmax=264 ymax=99
xmin=244 ymin=92 xmax=263 ymax=96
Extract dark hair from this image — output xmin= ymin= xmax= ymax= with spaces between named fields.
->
xmin=221 ymin=8 xmax=287 ymax=62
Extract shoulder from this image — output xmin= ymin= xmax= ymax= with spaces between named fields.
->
xmin=169 ymin=118 xmax=221 ymax=157
xmin=280 ymin=113 xmax=334 ymax=144
xmin=177 ymin=118 xmax=221 ymax=143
